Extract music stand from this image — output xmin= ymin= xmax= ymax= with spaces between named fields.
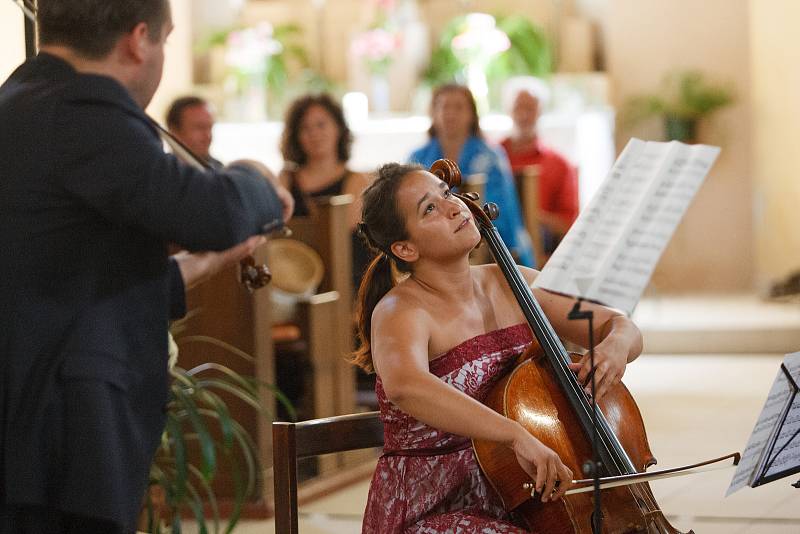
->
xmin=728 ymin=352 xmax=800 ymax=495
xmin=751 ymin=362 xmax=800 ymax=488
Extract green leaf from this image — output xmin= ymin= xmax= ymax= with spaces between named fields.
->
xmin=172 ymin=384 xmax=217 ymax=480
xmin=178 ymin=336 xmax=256 ymax=363
xmin=165 ymin=415 xmax=188 ymax=501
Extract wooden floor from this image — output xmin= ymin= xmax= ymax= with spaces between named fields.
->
xmin=184 ymin=295 xmax=800 ymax=533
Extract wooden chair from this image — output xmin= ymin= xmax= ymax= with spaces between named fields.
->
xmin=518 ymin=165 xmax=545 ymax=268
xmin=272 ymin=411 xmax=384 ymax=534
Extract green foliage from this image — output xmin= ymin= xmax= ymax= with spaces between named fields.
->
xmin=263 ymin=24 xmax=310 ymax=100
xmin=422 ymin=14 xmax=552 ymax=93
xmin=143 ymin=332 xmax=294 ymax=534
xmin=625 ymin=70 xmax=734 ymax=124
xmin=486 ymin=16 xmax=552 ymax=81
xmin=197 ymin=23 xmax=333 ymax=118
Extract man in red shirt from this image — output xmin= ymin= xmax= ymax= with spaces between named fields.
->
xmin=500 ymin=88 xmax=579 ymax=259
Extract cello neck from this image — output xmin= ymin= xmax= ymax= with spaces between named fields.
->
xmin=480 ymin=224 xmax=638 ymax=477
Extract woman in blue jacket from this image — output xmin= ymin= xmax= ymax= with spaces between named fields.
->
xmin=409 ymin=84 xmax=535 ymax=267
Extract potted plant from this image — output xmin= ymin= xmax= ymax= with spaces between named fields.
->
xmin=200 ymin=22 xmax=320 ymax=120
xmin=422 ymin=13 xmax=552 ymax=111
xmin=625 ymin=70 xmax=734 ymax=143
xmin=140 ymin=329 xmax=294 ymax=534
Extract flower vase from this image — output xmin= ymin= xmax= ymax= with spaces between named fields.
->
xmin=664 ymin=116 xmax=697 ymax=144
xmin=370 ymin=75 xmax=391 ymax=114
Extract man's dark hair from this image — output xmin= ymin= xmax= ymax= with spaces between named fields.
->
xmin=37 ymin=0 xmax=170 ymax=59
xmin=166 ymin=96 xmax=208 ymax=131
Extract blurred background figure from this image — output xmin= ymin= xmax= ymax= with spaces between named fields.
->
xmin=166 ymin=95 xmax=223 ymax=169
xmin=501 ymin=78 xmax=578 ymax=259
xmin=279 ymin=93 xmax=372 ymax=289
xmin=409 ymin=84 xmax=535 ymax=267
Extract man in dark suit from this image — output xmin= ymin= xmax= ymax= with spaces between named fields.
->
xmin=0 ymin=1 xmax=292 ymax=532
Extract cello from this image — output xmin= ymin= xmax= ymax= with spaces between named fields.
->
xmin=430 ymin=159 xmax=737 ymax=533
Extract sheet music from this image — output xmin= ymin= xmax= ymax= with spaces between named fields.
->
xmin=727 ymin=352 xmax=800 ymax=495
xmin=534 ymin=138 xmax=720 ymax=314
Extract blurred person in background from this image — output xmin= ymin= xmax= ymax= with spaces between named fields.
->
xmin=279 ymin=93 xmax=372 ymax=289
xmin=166 ymin=95 xmax=223 ymax=169
xmin=500 ymin=79 xmax=578 ymax=258
xmin=409 ymin=84 xmax=535 ymax=267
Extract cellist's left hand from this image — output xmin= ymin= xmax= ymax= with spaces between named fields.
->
xmin=568 ymin=333 xmax=629 ymax=400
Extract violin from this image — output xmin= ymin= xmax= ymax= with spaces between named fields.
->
xmin=430 ymin=159 xmax=738 ymax=533
xmin=155 ymin=122 xmax=278 ymax=292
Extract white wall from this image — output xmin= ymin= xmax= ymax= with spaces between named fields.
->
xmin=749 ymin=0 xmax=800 ymax=289
xmin=0 ymin=2 xmax=27 ymax=82
xmin=606 ymin=0 xmax=753 ymax=293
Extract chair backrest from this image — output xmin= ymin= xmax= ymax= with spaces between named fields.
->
xmin=272 ymin=411 xmax=384 ymax=533
xmin=288 ymin=194 xmax=354 ymax=303
xmin=517 ymin=165 xmax=544 ymax=268
xmin=288 ymin=194 xmax=357 ymax=417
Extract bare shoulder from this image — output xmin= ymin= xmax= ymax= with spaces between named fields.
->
xmin=372 ymin=281 xmax=431 ymax=336
xmin=472 ymin=263 xmax=541 ymax=288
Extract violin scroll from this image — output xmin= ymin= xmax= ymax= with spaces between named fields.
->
xmin=240 ymin=256 xmax=272 ymax=293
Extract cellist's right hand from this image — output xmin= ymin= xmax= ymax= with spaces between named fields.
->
xmin=510 ymin=423 xmax=573 ymax=503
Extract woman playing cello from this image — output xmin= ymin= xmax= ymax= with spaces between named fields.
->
xmin=352 ymin=163 xmax=643 ymax=533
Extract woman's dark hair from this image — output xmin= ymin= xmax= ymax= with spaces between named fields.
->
xmin=350 ymin=163 xmax=423 ymax=373
xmin=427 ymin=83 xmax=482 ymax=139
xmin=280 ymin=94 xmax=353 ymax=166
xmin=38 ymin=0 xmax=170 ymax=59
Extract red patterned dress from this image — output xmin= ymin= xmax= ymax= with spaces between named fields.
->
xmin=362 ymin=323 xmax=533 ymax=533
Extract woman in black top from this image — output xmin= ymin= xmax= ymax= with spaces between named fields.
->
xmin=279 ymin=94 xmax=372 ymax=289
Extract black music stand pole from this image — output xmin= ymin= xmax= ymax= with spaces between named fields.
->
xmin=568 ymin=298 xmax=602 ymax=534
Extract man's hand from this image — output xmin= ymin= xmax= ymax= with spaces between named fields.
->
xmin=229 ymin=159 xmax=294 ymax=222
xmin=173 ymin=235 xmax=266 ymax=290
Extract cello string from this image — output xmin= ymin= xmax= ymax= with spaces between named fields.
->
xmin=483 ymin=225 xmax=637 ymax=476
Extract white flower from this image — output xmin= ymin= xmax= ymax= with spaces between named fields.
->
xmin=168 ymin=332 xmax=179 ymax=370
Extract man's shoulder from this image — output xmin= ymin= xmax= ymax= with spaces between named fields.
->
xmin=537 ymin=142 xmax=572 ymax=167
xmin=408 ymin=138 xmax=439 ymax=164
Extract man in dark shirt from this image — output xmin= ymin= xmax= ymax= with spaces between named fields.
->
xmin=0 ymin=1 xmax=292 ymax=532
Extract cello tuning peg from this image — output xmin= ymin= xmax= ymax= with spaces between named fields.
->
xmin=522 ymin=482 xmax=536 ymax=498
xmin=463 ymin=192 xmax=480 ymax=201
xmin=483 ymin=202 xmax=500 ymax=221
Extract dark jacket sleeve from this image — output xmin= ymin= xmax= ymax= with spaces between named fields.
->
xmin=53 ymin=101 xmax=283 ymax=251
xmin=167 ymin=257 xmax=187 ymax=320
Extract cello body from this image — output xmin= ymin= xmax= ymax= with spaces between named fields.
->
xmin=474 ymin=347 xmax=682 ymax=533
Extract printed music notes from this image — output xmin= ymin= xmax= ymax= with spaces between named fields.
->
xmin=534 ymin=138 xmax=720 ymax=315
xmin=728 ymin=351 xmax=800 ymax=495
